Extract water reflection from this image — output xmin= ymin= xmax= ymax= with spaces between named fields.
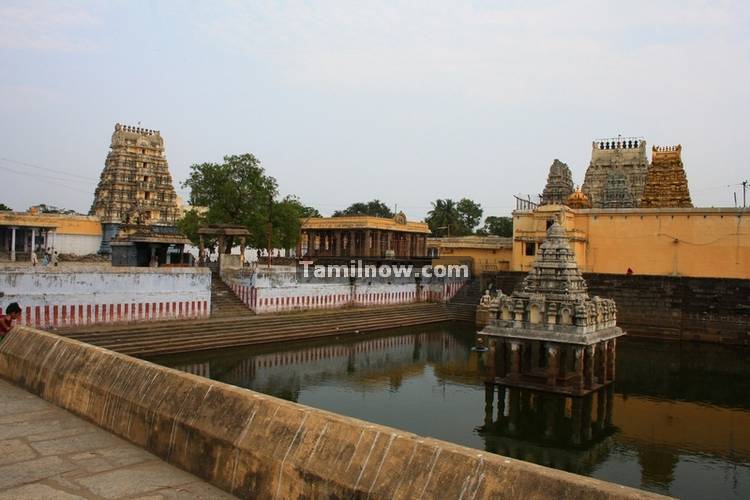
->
xmin=479 ymin=386 xmax=616 ymax=475
xmin=153 ymin=324 xmax=750 ymax=499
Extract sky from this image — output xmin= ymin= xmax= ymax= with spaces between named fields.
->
xmin=1 ymin=0 xmax=749 ymax=220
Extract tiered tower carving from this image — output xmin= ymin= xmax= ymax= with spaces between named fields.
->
xmin=91 ymin=124 xmax=181 ymax=251
xmin=582 ymin=138 xmax=648 ymax=208
xmin=541 ymin=159 xmax=574 ymax=205
xmin=640 ymin=145 xmax=692 ymax=208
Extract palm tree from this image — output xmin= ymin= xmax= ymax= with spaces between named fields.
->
xmin=426 ymin=199 xmax=461 ymax=236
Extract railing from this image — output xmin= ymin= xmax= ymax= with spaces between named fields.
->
xmin=514 ymin=195 xmax=539 ymax=212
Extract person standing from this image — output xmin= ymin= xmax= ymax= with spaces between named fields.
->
xmin=0 ymin=303 xmax=22 ymax=340
xmin=30 ymin=250 xmax=38 ymax=266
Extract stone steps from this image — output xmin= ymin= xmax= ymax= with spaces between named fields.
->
xmin=59 ymin=303 xmax=468 ymax=357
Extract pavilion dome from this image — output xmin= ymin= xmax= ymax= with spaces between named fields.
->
xmin=567 ymin=187 xmax=591 ymax=209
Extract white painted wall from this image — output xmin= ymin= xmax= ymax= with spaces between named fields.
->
xmin=223 ymin=267 xmax=466 ymax=314
xmin=54 ymin=234 xmax=101 ymax=255
xmin=0 ymin=267 xmax=211 ymax=328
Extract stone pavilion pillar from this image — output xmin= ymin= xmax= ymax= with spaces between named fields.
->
xmin=509 ymin=341 xmax=521 ymax=380
xmin=364 ymin=230 xmax=371 ymax=257
xmin=495 ymin=339 xmax=507 ymax=377
xmin=10 ymin=227 xmax=16 ymax=262
xmin=606 ymin=339 xmax=617 ymax=381
xmin=349 ymin=231 xmax=355 ymax=256
xmin=584 ymin=345 xmax=596 ymax=389
xmin=596 ymin=341 xmax=608 ymax=384
xmin=546 ymin=343 xmax=559 ymax=387
xmin=573 ymin=346 xmax=584 ymax=391
xmin=30 ymin=228 xmax=36 ymax=255
xmin=239 ymin=237 xmax=247 ymax=265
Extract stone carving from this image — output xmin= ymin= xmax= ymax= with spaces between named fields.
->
xmin=477 ymin=219 xmax=624 ymax=395
xmin=640 ymin=145 xmax=692 ymax=208
xmin=582 ymin=137 xmax=647 ymax=208
xmin=541 ymin=159 xmax=574 ymax=205
xmin=90 ymin=124 xmax=181 ymax=225
xmin=601 ymin=170 xmax=634 ymax=208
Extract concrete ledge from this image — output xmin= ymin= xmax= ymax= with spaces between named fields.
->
xmin=0 ymin=326 xmax=668 ymax=499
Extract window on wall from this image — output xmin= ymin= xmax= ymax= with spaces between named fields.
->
xmin=525 ymin=242 xmax=536 ymax=256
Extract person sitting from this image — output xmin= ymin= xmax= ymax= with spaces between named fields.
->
xmin=0 ymin=302 xmax=22 ymax=340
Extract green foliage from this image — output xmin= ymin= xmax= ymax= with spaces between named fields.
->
xmin=456 ymin=198 xmax=483 ymax=232
xmin=479 ymin=216 xmax=513 ymax=237
xmin=176 ymin=209 xmax=206 ymax=246
xmin=333 ymin=200 xmax=394 ymax=218
xmin=426 ymin=198 xmax=483 ymax=236
xmin=0 ymin=203 xmax=11 ymax=211
xmin=182 ymin=154 xmax=277 ymax=248
xmin=271 ymin=195 xmax=321 ymax=251
xmin=181 ymin=154 xmax=319 ymax=251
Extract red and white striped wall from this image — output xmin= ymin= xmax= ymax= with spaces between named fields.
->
xmin=0 ymin=300 xmax=209 ymax=330
xmin=224 ymin=279 xmax=468 ymax=315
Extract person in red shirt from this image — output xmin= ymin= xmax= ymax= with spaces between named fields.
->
xmin=0 ymin=302 xmax=22 ymax=340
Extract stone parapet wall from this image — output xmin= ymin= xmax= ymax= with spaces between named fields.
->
xmin=223 ymin=270 xmax=465 ymax=314
xmin=0 ymin=326 xmax=666 ymax=500
xmin=0 ymin=267 xmax=211 ymax=328
xmin=485 ymin=271 xmax=750 ymax=345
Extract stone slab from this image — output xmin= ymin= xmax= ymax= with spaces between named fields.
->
xmin=0 ymin=379 xmax=235 ymax=499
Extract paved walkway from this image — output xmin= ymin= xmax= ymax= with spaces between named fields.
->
xmin=0 ymin=379 xmax=236 ymax=499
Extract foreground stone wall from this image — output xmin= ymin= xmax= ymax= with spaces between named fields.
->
xmin=0 ymin=326 xmax=663 ymax=499
xmin=0 ymin=267 xmax=211 ymax=328
xmin=486 ymin=271 xmax=750 ymax=344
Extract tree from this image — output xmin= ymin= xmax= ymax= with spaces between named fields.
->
xmin=181 ymin=154 xmax=319 ymax=253
xmin=456 ymin=198 xmax=483 ymax=233
xmin=425 ymin=198 xmax=483 ymax=236
xmin=0 ymin=203 xmax=11 ymax=211
xmin=333 ymin=200 xmax=394 ymax=218
xmin=479 ymin=216 xmax=513 ymax=237
xmin=176 ymin=208 xmax=206 ymax=247
xmin=182 ymin=154 xmax=278 ymax=250
xmin=271 ymin=195 xmax=321 ymax=254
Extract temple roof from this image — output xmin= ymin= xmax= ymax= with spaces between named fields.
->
xmin=301 ymin=215 xmax=431 ymax=234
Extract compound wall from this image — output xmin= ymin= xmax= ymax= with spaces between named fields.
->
xmin=0 ymin=267 xmax=211 ymax=328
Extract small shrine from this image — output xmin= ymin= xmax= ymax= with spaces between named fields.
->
xmin=476 ymin=219 xmax=624 ymax=396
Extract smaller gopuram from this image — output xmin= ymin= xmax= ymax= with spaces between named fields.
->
xmin=640 ymin=145 xmax=693 ymax=208
xmin=582 ymin=137 xmax=647 ymax=208
xmin=540 ymin=159 xmax=574 ymax=205
xmin=477 ymin=219 xmax=624 ymax=396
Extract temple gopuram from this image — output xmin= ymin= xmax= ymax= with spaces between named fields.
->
xmin=581 ymin=137 xmax=647 ymax=208
xmin=91 ymin=124 xmax=181 ymax=253
xmin=640 ymin=145 xmax=693 ymax=208
xmin=540 ymin=159 xmax=575 ymax=205
xmin=300 ymin=213 xmax=430 ymax=262
xmin=477 ymin=220 xmax=624 ymax=396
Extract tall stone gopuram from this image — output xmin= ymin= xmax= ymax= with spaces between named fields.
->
xmin=541 ymin=159 xmax=574 ymax=205
xmin=477 ymin=220 xmax=624 ymax=396
xmin=91 ymin=124 xmax=181 ymax=252
xmin=582 ymin=137 xmax=648 ymax=208
xmin=640 ymin=145 xmax=693 ymax=208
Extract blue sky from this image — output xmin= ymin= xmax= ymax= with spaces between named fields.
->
xmin=1 ymin=1 xmax=749 ymax=218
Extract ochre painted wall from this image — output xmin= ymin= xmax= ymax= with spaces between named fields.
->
xmin=513 ymin=205 xmax=749 ymax=279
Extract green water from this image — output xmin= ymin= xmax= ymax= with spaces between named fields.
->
xmin=150 ymin=323 xmax=750 ymax=499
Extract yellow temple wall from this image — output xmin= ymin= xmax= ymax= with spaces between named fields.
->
xmin=427 ymin=236 xmax=513 ymax=276
xmin=512 ymin=205 xmax=749 ymax=279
